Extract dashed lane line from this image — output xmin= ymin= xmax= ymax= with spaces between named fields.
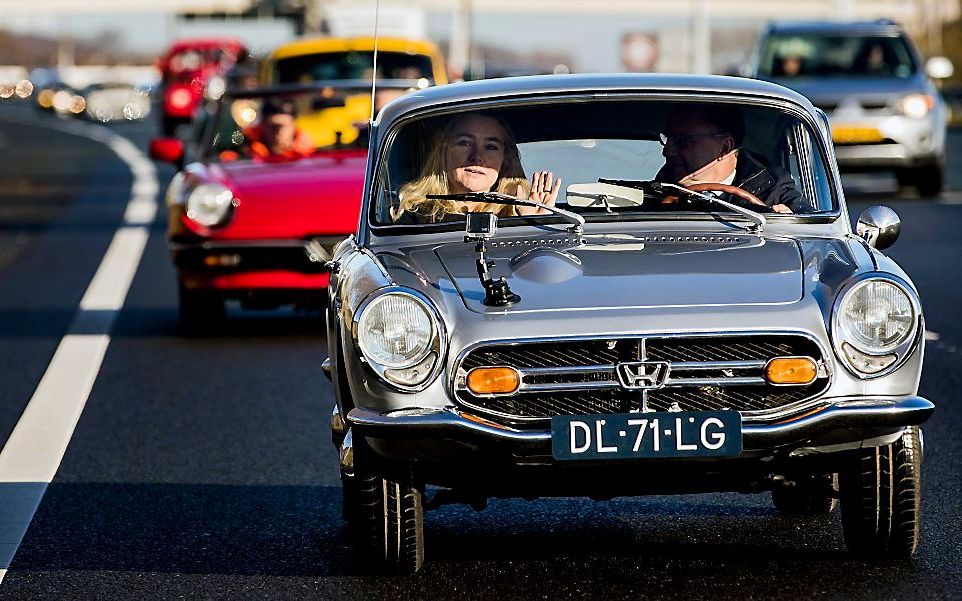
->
xmin=0 ymin=116 xmax=157 ymax=584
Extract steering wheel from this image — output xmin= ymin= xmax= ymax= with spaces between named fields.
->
xmin=685 ymin=182 xmax=766 ymax=206
xmin=658 ymin=182 xmax=776 ymax=214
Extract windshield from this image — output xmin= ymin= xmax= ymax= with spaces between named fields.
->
xmin=372 ymin=99 xmax=836 ymax=228
xmin=202 ymin=88 xmax=373 ymax=162
xmin=274 ymin=51 xmax=434 ymax=84
xmin=758 ymin=34 xmax=917 ymax=79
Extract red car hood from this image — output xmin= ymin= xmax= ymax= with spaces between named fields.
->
xmin=211 ymin=150 xmax=366 ymax=240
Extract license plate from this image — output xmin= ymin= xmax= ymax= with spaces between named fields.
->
xmin=831 ymin=125 xmax=883 ymax=144
xmin=551 ymin=410 xmax=742 ymax=461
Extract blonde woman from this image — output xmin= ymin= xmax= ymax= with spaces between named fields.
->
xmin=392 ymin=112 xmax=561 ymax=223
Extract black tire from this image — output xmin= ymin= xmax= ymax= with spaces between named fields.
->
xmin=772 ymin=473 xmax=837 ymax=514
xmin=178 ymin=284 xmax=225 ymax=335
xmin=899 ymin=164 xmax=944 ymax=197
xmin=840 ymin=426 xmax=922 ymax=558
xmin=347 ymin=451 xmax=425 ymax=573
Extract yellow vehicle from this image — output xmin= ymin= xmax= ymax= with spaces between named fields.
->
xmin=261 ymin=37 xmax=447 ymax=146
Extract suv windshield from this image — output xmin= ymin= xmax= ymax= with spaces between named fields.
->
xmin=758 ymin=34 xmax=917 ymax=79
xmin=372 ymin=100 xmax=836 ymax=228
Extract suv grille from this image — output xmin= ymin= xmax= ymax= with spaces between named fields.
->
xmin=454 ymin=334 xmax=829 ymax=425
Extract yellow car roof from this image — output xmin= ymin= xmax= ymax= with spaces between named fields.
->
xmin=268 ymin=37 xmax=442 ymax=61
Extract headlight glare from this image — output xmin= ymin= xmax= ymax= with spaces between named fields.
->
xmin=900 ymin=94 xmax=932 ymax=119
xmin=186 ymin=183 xmax=234 ymax=227
xmin=358 ymin=293 xmax=434 ymax=369
xmin=838 ymin=280 xmax=915 ymax=354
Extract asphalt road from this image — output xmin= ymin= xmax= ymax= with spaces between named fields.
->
xmin=0 ymin=105 xmax=959 ymax=599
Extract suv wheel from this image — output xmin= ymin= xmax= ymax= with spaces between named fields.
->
xmin=348 ymin=456 xmax=425 ymax=573
xmin=840 ymin=426 xmax=922 ymax=558
xmin=772 ymin=473 xmax=837 ymax=514
xmin=898 ymin=164 xmax=943 ymax=197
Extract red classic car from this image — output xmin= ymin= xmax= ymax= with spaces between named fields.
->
xmin=150 ymin=82 xmax=413 ymax=332
xmin=157 ymin=38 xmax=247 ymax=136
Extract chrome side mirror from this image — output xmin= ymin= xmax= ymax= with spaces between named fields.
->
xmin=857 ymin=206 xmax=901 ymax=250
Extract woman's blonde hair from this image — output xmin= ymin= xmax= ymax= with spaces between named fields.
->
xmin=392 ymin=112 xmax=529 ymax=222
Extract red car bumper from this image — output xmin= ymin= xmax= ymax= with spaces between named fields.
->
xmin=172 ymin=237 xmax=340 ymax=297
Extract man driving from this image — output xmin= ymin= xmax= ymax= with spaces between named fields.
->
xmin=655 ymin=104 xmax=804 ymax=213
xmin=247 ymin=98 xmax=315 ymax=160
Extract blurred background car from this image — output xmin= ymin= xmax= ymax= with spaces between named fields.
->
xmin=747 ymin=19 xmax=950 ymax=196
xmin=148 ymin=82 xmax=419 ymax=333
xmin=259 ymin=36 xmax=446 ymax=146
xmin=156 ymin=37 xmax=248 ymax=136
xmin=80 ymin=82 xmax=151 ymax=123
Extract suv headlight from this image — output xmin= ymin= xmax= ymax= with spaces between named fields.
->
xmin=833 ymin=277 xmax=921 ymax=377
xmin=186 ymin=183 xmax=235 ymax=227
xmin=355 ymin=290 xmax=445 ymax=390
xmin=899 ymin=94 xmax=933 ymax=119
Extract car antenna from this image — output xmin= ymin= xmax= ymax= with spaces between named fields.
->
xmin=369 ymin=0 xmax=380 ymax=125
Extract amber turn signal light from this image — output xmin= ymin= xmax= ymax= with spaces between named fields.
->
xmin=467 ymin=367 xmax=520 ymax=395
xmin=765 ymin=357 xmax=817 ymax=385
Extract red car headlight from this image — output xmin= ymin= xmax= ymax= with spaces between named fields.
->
xmin=185 ymin=183 xmax=236 ymax=227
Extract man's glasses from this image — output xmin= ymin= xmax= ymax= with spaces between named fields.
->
xmin=658 ymin=132 xmax=729 ymax=150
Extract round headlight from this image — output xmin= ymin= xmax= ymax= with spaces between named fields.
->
xmin=186 ymin=184 xmax=234 ymax=227
xmin=900 ymin=94 xmax=932 ymax=119
xmin=357 ymin=293 xmax=435 ymax=369
xmin=838 ymin=279 xmax=916 ymax=353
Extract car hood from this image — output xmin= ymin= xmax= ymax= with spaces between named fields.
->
xmin=399 ymin=232 xmax=805 ymax=314
xmin=210 ymin=150 xmax=366 ymax=240
xmin=766 ymin=76 xmax=922 ymax=105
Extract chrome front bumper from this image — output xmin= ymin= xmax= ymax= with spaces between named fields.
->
xmin=347 ymin=396 xmax=934 ymax=455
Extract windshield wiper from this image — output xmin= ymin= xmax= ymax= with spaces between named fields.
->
xmin=426 ymin=191 xmax=585 ymax=234
xmin=598 ymin=179 xmax=767 ymax=233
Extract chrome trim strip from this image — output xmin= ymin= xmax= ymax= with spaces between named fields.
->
xmin=518 ymin=364 xmax=616 ymax=376
xmin=664 ymin=376 xmax=766 ymax=387
xmin=519 ymin=380 xmax=620 ymax=393
xmin=670 ymin=360 xmax=767 ymax=370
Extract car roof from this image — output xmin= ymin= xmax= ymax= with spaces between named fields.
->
xmin=267 ymin=36 xmax=442 ymax=61
xmin=376 ymin=73 xmax=818 ymax=126
xmin=765 ymin=20 xmax=905 ymax=35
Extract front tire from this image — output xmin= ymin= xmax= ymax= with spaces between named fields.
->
xmin=347 ymin=450 xmax=425 ymax=573
xmin=840 ymin=426 xmax=922 ymax=558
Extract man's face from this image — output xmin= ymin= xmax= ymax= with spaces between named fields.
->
xmin=263 ymin=113 xmax=296 ymax=154
xmin=660 ymin=112 xmax=733 ymax=183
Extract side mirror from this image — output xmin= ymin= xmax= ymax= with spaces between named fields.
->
xmin=857 ymin=206 xmax=901 ymax=250
xmin=925 ymin=56 xmax=954 ymax=80
xmin=149 ymin=138 xmax=184 ymax=166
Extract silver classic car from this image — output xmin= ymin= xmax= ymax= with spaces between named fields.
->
xmin=323 ymin=74 xmax=933 ymax=572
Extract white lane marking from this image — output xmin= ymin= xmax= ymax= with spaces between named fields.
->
xmin=0 ymin=118 xmax=157 ymax=585
xmin=925 ymin=330 xmax=940 ymax=341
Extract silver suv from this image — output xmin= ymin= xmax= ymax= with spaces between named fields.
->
xmin=747 ymin=20 xmax=948 ymax=196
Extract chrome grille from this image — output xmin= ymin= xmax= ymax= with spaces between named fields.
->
xmin=454 ymin=334 xmax=829 ymax=425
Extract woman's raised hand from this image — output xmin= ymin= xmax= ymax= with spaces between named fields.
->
xmin=515 ymin=171 xmax=561 ymax=215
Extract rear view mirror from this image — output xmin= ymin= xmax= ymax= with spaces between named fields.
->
xmin=149 ymin=138 xmax=184 ymax=166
